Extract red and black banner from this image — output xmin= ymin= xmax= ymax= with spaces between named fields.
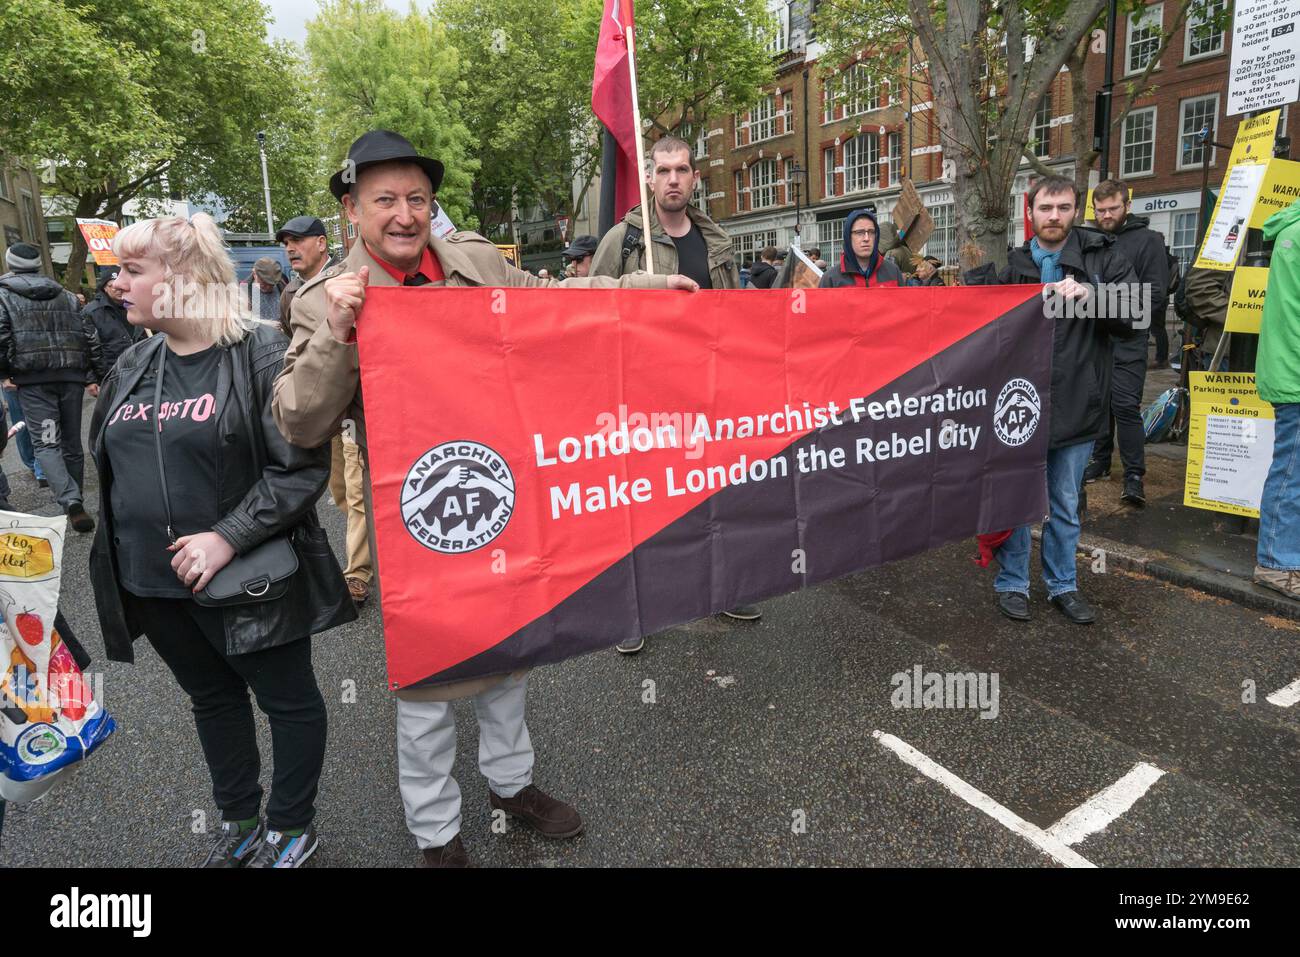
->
xmin=359 ymin=286 xmax=1052 ymax=690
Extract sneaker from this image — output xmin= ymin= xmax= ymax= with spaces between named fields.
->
xmin=37 ymin=478 xmax=48 ymax=489
xmin=1254 ymin=565 xmax=1300 ymax=601
xmin=1082 ymin=460 xmax=1110 ymax=484
xmin=615 ymin=634 xmax=645 ymax=654
xmin=1120 ymin=476 xmax=1146 ymax=507
xmin=721 ymin=605 xmax=762 ymax=621
xmin=202 ymin=819 xmax=265 ymax=868
xmin=66 ymin=503 xmax=94 ymax=533
xmin=245 ymin=823 xmax=319 ymax=868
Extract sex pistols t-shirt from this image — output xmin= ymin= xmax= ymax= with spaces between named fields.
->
xmin=105 ymin=344 xmax=224 ymax=598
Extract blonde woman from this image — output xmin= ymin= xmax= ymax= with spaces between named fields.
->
xmin=87 ymin=214 xmax=355 ymax=868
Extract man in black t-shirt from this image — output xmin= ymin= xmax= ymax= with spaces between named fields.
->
xmin=590 ymin=136 xmax=760 ymax=650
xmin=590 ymin=136 xmax=739 ymax=292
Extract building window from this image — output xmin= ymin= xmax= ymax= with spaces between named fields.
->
xmin=693 ymin=175 xmax=708 ymax=213
xmin=1121 ymin=106 xmax=1157 ymax=176
xmin=1179 ymin=95 xmax=1218 ymax=169
xmin=0 ymin=169 xmax=10 ymax=203
xmin=751 ymin=159 xmax=778 ymax=209
xmin=887 ymin=133 xmax=902 ymax=186
xmin=822 ymin=79 xmax=836 ymax=124
xmin=751 ymin=95 xmax=777 ymax=143
xmin=734 ymin=169 xmax=746 ymax=212
xmin=1185 ymin=0 xmax=1226 ymax=60
xmin=925 ymin=203 xmax=955 ymax=265
xmin=734 ymin=229 xmax=779 ymax=270
xmin=843 ymin=134 xmax=878 ymax=194
xmin=1170 ymin=209 xmax=1198 ymax=272
xmin=766 ymin=0 xmax=790 ymax=55
xmin=843 ymin=64 xmax=879 ymax=117
xmin=818 ymin=217 xmax=846 ymax=267
xmin=1030 ymin=94 xmax=1052 ymax=158
xmin=1126 ymin=3 xmax=1163 ymax=76
xmin=823 ymin=146 xmax=837 ymax=197
xmin=19 ymin=191 xmax=39 ymax=244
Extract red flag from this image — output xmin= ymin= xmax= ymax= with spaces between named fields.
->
xmin=592 ymin=0 xmax=641 ymax=220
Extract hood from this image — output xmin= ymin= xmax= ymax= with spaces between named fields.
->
xmin=842 ymin=208 xmax=881 ymax=279
xmin=1117 ymin=213 xmax=1152 ymax=234
xmin=750 ymin=260 xmax=776 ymax=276
xmin=1263 ymin=198 xmax=1300 ymax=242
xmin=622 ymin=203 xmax=734 ymax=258
xmin=0 ymin=272 xmax=68 ymax=301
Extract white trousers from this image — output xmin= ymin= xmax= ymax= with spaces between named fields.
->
xmin=395 ymin=674 xmax=534 ymax=849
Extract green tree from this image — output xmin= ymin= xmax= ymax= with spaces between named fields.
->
xmin=636 ymin=0 xmax=778 ymax=136
xmin=817 ymin=0 xmax=1110 ymax=269
xmin=0 ymin=0 xmax=323 ymax=287
xmin=306 ymin=0 xmax=479 ymax=229
xmin=438 ymin=0 xmax=605 ymax=240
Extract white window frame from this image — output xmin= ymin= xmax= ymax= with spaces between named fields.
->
xmin=1170 ymin=209 xmax=1198 ymax=272
xmin=750 ymin=94 xmax=777 ymax=143
xmin=823 ymin=146 xmax=837 ymax=197
xmin=1178 ymin=94 xmax=1219 ymax=171
xmin=817 ymin=218 xmax=846 ymax=267
xmin=750 ymin=159 xmax=778 ymax=210
xmin=822 ymin=77 xmax=837 ymax=124
xmin=887 ymin=133 xmax=902 ymax=186
xmin=924 ymin=203 xmax=955 ymax=266
xmin=734 ymin=169 xmax=746 ymax=211
xmin=1121 ymin=105 xmax=1157 ymax=177
xmin=1125 ymin=3 xmax=1164 ymax=77
xmin=1184 ymin=0 xmax=1226 ymax=61
xmin=693 ymin=175 xmax=708 ymax=213
xmin=843 ymin=64 xmax=879 ymax=117
xmin=0 ymin=169 xmax=10 ymax=203
xmin=843 ymin=134 xmax=878 ymax=194
xmin=766 ymin=1 xmax=790 ymax=55
xmin=1030 ymin=94 xmax=1052 ymax=158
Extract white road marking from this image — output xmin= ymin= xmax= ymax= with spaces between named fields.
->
xmin=871 ymin=730 xmax=1096 ymax=868
xmin=1044 ymin=762 xmax=1165 ymax=846
xmin=1266 ymin=677 xmax=1300 ymax=708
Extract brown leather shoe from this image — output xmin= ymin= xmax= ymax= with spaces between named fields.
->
xmin=489 ymin=785 xmax=584 ymax=839
xmin=420 ymin=833 xmax=470 ymax=868
xmin=346 ymin=577 xmax=370 ymax=605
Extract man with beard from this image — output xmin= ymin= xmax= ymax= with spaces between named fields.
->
xmin=1083 ymin=180 xmax=1170 ymax=507
xmin=965 ymin=176 xmax=1137 ymax=625
xmin=590 ymin=135 xmax=761 ymax=649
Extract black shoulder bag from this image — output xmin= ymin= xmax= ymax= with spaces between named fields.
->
xmin=151 ymin=343 xmax=298 ymax=606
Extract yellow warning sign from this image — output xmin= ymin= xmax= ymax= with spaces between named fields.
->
xmin=1185 ymin=372 xmax=1275 ymax=517
xmin=1226 ymin=110 xmax=1280 ymax=169
xmin=1225 ymin=266 xmax=1270 ymax=334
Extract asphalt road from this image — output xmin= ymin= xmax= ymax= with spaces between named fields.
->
xmin=2 ymin=397 xmax=1298 ymax=867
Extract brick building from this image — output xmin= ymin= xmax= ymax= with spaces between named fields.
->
xmin=0 ymin=160 xmax=53 ymax=275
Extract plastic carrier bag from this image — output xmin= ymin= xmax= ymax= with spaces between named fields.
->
xmin=1143 ymin=387 xmax=1183 ymax=444
xmin=0 ymin=512 xmax=115 ymax=802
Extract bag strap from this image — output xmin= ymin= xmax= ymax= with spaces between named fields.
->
xmin=621 ymin=224 xmax=643 ymax=269
xmin=151 ymin=344 xmax=175 ymax=545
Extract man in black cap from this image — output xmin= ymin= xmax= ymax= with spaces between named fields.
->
xmin=0 ymin=242 xmax=106 ymax=531
xmin=562 ymin=235 xmax=598 ymax=278
xmin=273 ymin=129 xmax=699 ymax=868
xmin=276 ymin=216 xmax=338 ymax=338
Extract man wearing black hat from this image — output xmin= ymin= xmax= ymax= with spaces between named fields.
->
xmin=276 ymin=216 xmax=338 ymax=338
xmin=0 ymin=242 xmax=106 ymax=532
xmin=273 ymin=130 xmax=699 ymax=868
xmin=562 ymin=235 xmax=598 ymax=278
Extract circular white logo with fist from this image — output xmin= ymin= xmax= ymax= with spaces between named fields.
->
xmin=401 ymin=441 xmax=515 ymax=553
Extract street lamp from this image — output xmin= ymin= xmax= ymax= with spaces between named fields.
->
xmin=789 ymin=161 xmax=807 ymax=245
xmin=256 ymin=130 xmax=274 ymax=236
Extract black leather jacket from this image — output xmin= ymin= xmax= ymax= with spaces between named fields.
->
xmin=88 ymin=323 xmax=356 ymax=662
xmin=82 ymin=291 xmax=141 ymax=372
xmin=0 ymin=271 xmax=107 ymax=384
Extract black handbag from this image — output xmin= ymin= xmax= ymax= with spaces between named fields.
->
xmin=151 ymin=342 xmax=298 ymax=607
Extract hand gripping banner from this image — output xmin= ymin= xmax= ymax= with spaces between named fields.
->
xmin=359 ymin=286 xmax=1053 ymax=690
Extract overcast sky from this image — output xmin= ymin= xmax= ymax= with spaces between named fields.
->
xmin=264 ymin=0 xmax=434 ymax=45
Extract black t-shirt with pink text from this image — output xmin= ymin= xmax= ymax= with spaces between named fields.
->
xmin=105 ymin=344 xmax=223 ymax=598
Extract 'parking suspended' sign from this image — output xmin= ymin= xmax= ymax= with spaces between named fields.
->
xmin=1227 ymin=0 xmax=1300 ymax=117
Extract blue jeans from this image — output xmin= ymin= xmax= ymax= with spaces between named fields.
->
xmin=1259 ymin=402 xmax=1300 ymax=570
xmin=3 ymin=387 xmax=41 ymax=477
xmin=995 ymin=440 xmax=1094 ymax=598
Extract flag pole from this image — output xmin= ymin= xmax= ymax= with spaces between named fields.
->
xmin=622 ymin=1 xmax=655 ymax=274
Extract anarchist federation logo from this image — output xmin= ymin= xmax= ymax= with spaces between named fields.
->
xmin=401 ymin=441 xmax=515 ymax=553
xmin=993 ymin=379 xmax=1041 ymax=447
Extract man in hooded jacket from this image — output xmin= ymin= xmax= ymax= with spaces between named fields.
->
xmin=82 ymin=268 xmax=141 ymax=371
xmin=818 ymin=208 xmax=905 ymax=288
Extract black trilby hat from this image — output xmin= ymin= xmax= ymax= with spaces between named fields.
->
xmin=329 ymin=130 xmax=445 ymax=201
